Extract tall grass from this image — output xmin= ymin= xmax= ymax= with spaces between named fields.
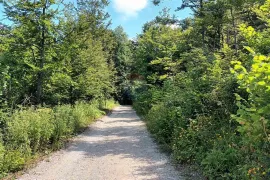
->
xmin=0 ymin=99 xmax=117 ymax=178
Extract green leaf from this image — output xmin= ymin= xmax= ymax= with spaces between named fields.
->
xmin=258 ymin=81 xmax=266 ymax=86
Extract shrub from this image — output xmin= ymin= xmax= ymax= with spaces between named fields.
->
xmin=132 ymin=87 xmax=152 ymax=116
xmin=0 ymin=99 xmax=117 ymax=177
xmin=146 ymin=104 xmax=177 ymax=146
xmin=201 ymin=147 xmax=243 ymax=179
xmin=2 ymin=150 xmax=26 ymax=173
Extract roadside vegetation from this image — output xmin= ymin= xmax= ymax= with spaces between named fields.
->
xmin=0 ymin=0 xmax=269 ymax=179
xmin=0 ymin=0 xmax=126 ymax=178
xmin=132 ymin=0 xmax=270 ymax=179
xmin=0 ymin=99 xmax=117 ymax=178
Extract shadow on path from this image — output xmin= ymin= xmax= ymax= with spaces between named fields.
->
xmin=66 ymin=106 xmax=181 ymax=180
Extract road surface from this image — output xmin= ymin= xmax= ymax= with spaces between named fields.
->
xmin=19 ymin=106 xmax=182 ymax=180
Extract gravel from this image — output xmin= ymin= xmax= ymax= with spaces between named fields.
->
xmin=18 ymin=106 xmax=183 ymax=180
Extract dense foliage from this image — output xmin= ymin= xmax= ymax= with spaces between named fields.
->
xmin=132 ymin=0 xmax=270 ymax=179
xmin=0 ymin=99 xmax=116 ymax=178
xmin=0 ymin=0 xmax=117 ymax=106
xmin=0 ymin=0 xmax=127 ymax=177
xmin=1 ymin=0 xmax=270 ymax=179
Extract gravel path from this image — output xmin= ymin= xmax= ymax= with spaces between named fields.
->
xmin=19 ymin=106 xmax=183 ymax=180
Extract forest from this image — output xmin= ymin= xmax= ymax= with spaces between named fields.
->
xmin=0 ymin=0 xmax=269 ymax=179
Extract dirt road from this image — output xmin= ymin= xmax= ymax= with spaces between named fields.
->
xmin=19 ymin=106 xmax=182 ymax=180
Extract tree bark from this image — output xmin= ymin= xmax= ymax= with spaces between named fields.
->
xmin=37 ymin=0 xmax=47 ymax=105
xmin=230 ymin=7 xmax=238 ymax=53
xmin=200 ymin=0 xmax=205 ymax=45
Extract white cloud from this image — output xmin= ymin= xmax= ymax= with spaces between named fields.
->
xmin=112 ymin=0 xmax=148 ymax=19
xmin=167 ymin=24 xmax=180 ymax=29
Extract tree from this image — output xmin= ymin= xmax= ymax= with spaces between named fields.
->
xmin=46 ymin=0 xmax=116 ymax=104
xmin=131 ymin=0 xmax=270 ymax=179
xmin=2 ymin=0 xmax=61 ymax=105
xmin=112 ymin=26 xmax=133 ymax=104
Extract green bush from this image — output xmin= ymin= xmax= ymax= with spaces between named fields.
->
xmin=146 ymin=103 xmax=177 ymax=146
xmin=132 ymin=87 xmax=152 ymax=116
xmin=0 ymin=140 xmax=5 ymax=177
xmin=202 ymin=147 xmax=243 ymax=179
xmin=2 ymin=150 xmax=26 ymax=173
xmin=132 ymin=51 xmax=246 ymax=179
xmin=131 ymin=1 xmax=270 ymax=179
xmin=52 ymin=105 xmax=76 ymax=148
xmin=0 ymin=99 xmax=117 ymax=177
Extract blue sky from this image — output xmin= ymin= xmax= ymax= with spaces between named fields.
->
xmin=107 ymin=0 xmax=192 ymax=38
xmin=0 ymin=0 xmax=192 ymax=38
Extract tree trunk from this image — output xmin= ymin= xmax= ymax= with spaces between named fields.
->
xmin=230 ymin=7 xmax=238 ymax=53
xmin=200 ymin=0 xmax=205 ymax=45
xmin=37 ymin=0 xmax=47 ymax=105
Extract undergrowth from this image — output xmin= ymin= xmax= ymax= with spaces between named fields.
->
xmin=0 ymin=99 xmax=117 ymax=178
